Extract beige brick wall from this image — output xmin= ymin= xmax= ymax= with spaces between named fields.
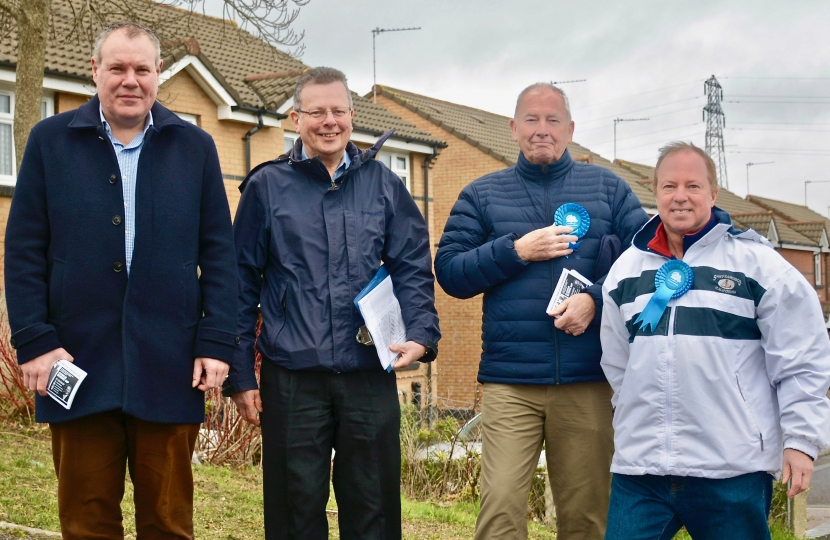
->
xmin=0 ymin=196 xmax=10 ymax=285
xmin=55 ymin=92 xmax=90 ymax=114
xmin=159 ymin=71 xmax=283 ymax=218
xmin=376 ymin=94 xmax=510 ymax=407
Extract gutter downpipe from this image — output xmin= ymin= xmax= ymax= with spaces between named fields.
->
xmin=423 ymin=144 xmax=439 ymax=426
xmin=243 ymin=109 xmax=265 ymax=174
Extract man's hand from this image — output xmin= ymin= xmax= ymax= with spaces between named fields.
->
xmin=232 ymin=389 xmax=263 ymax=427
xmin=21 ymin=348 xmax=73 ymax=396
xmin=514 ymin=225 xmax=577 ymax=262
xmin=389 ymin=341 xmax=427 ymax=370
xmin=192 ymin=357 xmax=229 ymax=391
xmin=550 ymin=293 xmax=596 ymax=336
xmin=783 ymin=448 xmax=814 ymax=498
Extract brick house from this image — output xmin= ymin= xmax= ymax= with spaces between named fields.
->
xmin=371 ymin=85 xmax=829 ymax=408
xmin=0 ymin=0 xmax=445 ymax=399
xmin=619 ymin=161 xmax=829 ymax=312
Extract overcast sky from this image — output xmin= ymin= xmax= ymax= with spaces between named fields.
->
xmin=236 ymin=0 xmax=830 ymax=215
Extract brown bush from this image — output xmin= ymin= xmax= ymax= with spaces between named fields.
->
xmin=0 ymin=292 xmax=35 ymax=425
xmin=196 ymin=318 xmax=263 ymax=467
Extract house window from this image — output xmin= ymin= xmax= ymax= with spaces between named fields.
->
xmin=0 ymin=92 xmax=15 ymax=183
xmin=175 ymin=112 xmax=198 ymax=125
xmin=284 ymin=133 xmax=298 ymax=154
xmin=0 ymin=91 xmax=55 ymax=186
xmin=377 ymin=151 xmax=410 ymax=190
xmin=816 ymin=253 xmax=822 ymax=286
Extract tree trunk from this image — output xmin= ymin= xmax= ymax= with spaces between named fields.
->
xmin=14 ymin=0 xmax=50 ymax=173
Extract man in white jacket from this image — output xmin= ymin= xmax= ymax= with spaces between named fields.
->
xmin=601 ymin=142 xmax=830 ymax=539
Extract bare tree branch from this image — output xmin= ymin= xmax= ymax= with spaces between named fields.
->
xmin=9 ymin=0 xmax=309 ymax=168
xmin=0 ymin=1 xmax=18 ymax=19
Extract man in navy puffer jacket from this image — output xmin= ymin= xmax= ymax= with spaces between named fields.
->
xmin=435 ymin=83 xmax=648 ymax=540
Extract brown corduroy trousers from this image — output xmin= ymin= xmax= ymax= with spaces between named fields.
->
xmin=49 ymin=410 xmax=200 ymax=540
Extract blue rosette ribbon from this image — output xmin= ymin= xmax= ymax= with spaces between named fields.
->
xmin=554 ymin=203 xmax=590 ymax=250
xmin=634 ymin=260 xmax=693 ymax=333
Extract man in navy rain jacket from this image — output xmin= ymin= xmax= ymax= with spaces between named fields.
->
xmin=226 ymin=67 xmax=440 ymax=540
xmin=4 ymin=22 xmax=237 ymax=539
xmin=435 ymin=83 xmax=648 ymax=540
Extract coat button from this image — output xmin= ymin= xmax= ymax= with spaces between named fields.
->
xmin=112 ymin=215 xmax=122 ymax=226
xmin=113 ymin=262 xmax=123 ymax=272
xmin=109 ymin=174 xmax=117 ymax=184
xmin=9 ymin=337 xmax=16 ymax=348
xmin=235 ymin=336 xmax=241 ymax=345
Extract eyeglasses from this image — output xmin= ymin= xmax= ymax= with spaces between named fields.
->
xmin=296 ymin=108 xmax=352 ymax=120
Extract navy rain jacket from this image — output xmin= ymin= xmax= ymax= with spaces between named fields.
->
xmin=5 ymin=95 xmax=238 ymax=424
xmin=435 ymin=150 xmax=648 ymax=385
xmin=225 ymin=133 xmax=440 ymax=395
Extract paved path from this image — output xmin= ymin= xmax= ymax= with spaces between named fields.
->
xmin=808 ymin=455 xmax=830 ymax=505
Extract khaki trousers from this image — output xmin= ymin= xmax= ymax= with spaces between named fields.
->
xmin=50 ymin=410 xmax=200 ymax=540
xmin=474 ymin=382 xmax=614 ymax=540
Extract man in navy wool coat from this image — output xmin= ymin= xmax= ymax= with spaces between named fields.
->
xmin=4 ymin=22 xmax=237 ymax=539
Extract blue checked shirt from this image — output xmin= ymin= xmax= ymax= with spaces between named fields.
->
xmin=100 ymin=106 xmax=153 ymax=276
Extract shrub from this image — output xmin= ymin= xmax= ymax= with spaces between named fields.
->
xmin=0 ymin=292 xmax=35 ymax=425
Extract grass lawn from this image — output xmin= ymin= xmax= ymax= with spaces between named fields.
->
xmin=0 ymin=425 xmax=799 ymax=540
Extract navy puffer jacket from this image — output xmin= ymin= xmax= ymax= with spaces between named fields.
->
xmin=435 ymin=150 xmax=648 ymax=385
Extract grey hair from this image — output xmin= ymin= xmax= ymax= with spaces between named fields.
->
xmin=93 ymin=22 xmax=161 ymax=65
xmin=514 ymin=82 xmax=571 ymax=120
xmin=294 ymin=67 xmax=354 ymax=111
xmin=653 ymin=141 xmax=719 ymax=193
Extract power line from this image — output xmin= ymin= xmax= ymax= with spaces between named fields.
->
xmin=726 ymin=100 xmax=830 ymax=104
xmin=729 ymin=95 xmax=830 ymax=99
xmin=732 ymin=147 xmax=830 ymax=152
xmin=727 ymin=127 xmax=830 ymax=133
xmin=598 ymin=129 xmax=704 ymax=153
xmin=584 ymin=122 xmax=703 ymax=146
xmin=571 ymin=80 xmax=702 ymax=111
xmin=728 ymin=150 xmax=830 ymax=156
xmin=578 ymin=97 xmax=703 ymax=125
xmin=721 ymin=76 xmax=830 ymax=80
xmin=731 ymin=122 xmax=830 ymax=126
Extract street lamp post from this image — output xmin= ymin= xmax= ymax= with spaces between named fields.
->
xmin=745 ymin=162 xmax=774 ymax=196
xmin=372 ymin=27 xmax=421 ymax=103
xmin=613 ymin=118 xmax=649 ymax=161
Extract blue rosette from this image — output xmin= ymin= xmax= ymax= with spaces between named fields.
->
xmin=634 ymin=260 xmax=693 ymax=333
xmin=554 ymin=203 xmax=590 ymax=250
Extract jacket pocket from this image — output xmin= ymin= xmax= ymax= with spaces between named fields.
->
xmin=183 ymin=262 xmax=200 ymax=329
xmin=48 ymin=259 xmax=65 ymax=326
xmin=735 ymin=373 xmax=764 ymax=451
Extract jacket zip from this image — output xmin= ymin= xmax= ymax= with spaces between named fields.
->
xmin=665 ymin=304 xmax=678 ymax=472
xmin=545 ymin=179 xmax=560 ymax=384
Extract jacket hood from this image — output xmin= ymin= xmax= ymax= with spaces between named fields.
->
xmin=239 ymin=129 xmax=396 ymax=193
xmin=515 ymin=149 xmax=575 ymax=183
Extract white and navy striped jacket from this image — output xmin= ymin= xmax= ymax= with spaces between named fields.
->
xmin=601 ymin=208 xmax=830 ymax=479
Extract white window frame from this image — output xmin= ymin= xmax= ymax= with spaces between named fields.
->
xmin=0 ymin=89 xmax=55 ymax=187
xmin=377 ymin=150 xmax=410 ymax=191
xmin=175 ymin=112 xmax=198 ymax=125
xmin=284 ymin=132 xmax=298 ymax=154
xmin=0 ymin=91 xmax=16 ymax=186
xmin=816 ymin=253 xmax=823 ymax=286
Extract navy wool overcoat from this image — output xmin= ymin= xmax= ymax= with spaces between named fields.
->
xmin=4 ymin=95 xmax=238 ymax=424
